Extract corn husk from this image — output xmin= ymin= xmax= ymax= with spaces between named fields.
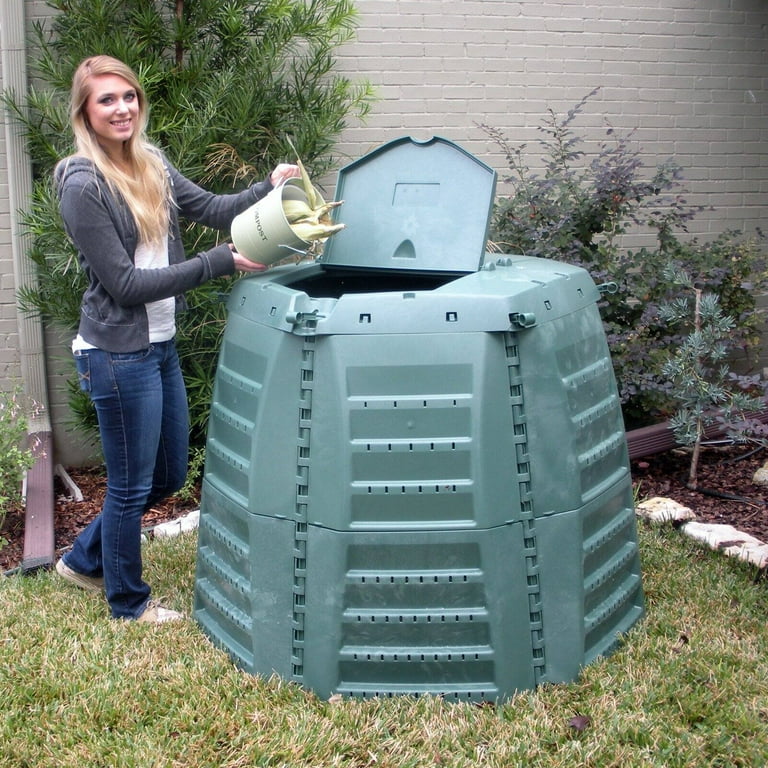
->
xmin=284 ymin=138 xmax=345 ymax=243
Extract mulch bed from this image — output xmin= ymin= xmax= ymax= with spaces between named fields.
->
xmin=0 ymin=467 xmax=199 ymax=573
xmin=2 ymin=445 xmax=768 ymax=574
xmin=632 ymin=443 xmax=768 ymax=542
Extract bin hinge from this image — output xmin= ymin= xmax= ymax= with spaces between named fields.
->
xmin=509 ymin=312 xmax=537 ymax=329
xmin=597 ymin=281 xmax=618 ymax=295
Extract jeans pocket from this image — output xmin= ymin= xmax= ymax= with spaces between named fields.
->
xmin=73 ymin=351 xmax=91 ymax=393
xmin=111 ymin=347 xmax=153 ymax=364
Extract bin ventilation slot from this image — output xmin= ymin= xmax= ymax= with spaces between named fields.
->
xmin=337 ymin=685 xmax=496 ymax=701
xmin=584 ymin=542 xmax=639 ymax=596
xmin=348 ymin=569 xmax=481 ymax=585
xmin=207 ymin=442 xmax=249 ymax=473
xmin=574 ymin=394 xmax=619 ymax=428
xmin=344 ymin=650 xmax=489 ymax=662
xmin=584 ymin=573 xmax=642 ymax=635
xmin=563 ymin=357 xmax=612 ymax=389
xmin=198 ymin=546 xmax=250 ymax=596
xmin=359 ymin=398 xmax=460 ymax=408
xmin=364 ymin=484 xmax=459 ymax=494
xmin=363 ymin=441 xmax=458 ymax=450
xmin=217 ymin=366 xmax=262 ymax=396
xmin=196 ymin=579 xmax=252 ymax=633
xmin=202 ymin=515 xmax=249 ymax=560
xmin=578 ymin=433 xmax=626 ymax=466
xmin=584 ymin=506 xmax=635 ymax=556
xmin=211 ymin=403 xmax=253 ymax=435
xmin=344 ymin=608 xmax=487 ymax=623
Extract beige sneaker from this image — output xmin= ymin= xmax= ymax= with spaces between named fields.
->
xmin=136 ymin=600 xmax=185 ymax=624
xmin=55 ymin=558 xmax=104 ymax=593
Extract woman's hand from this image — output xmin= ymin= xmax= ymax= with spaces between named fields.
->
xmin=231 ymin=249 xmax=268 ymax=273
xmin=270 ymin=163 xmax=301 ymax=187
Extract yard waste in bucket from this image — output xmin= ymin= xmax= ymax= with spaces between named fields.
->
xmin=230 ymin=178 xmax=311 ymax=265
xmin=194 ymin=135 xmax=645 ymax=702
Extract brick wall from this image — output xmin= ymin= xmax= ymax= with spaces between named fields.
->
xmin=327 ymin=0 xmax=768 ymax=240
xmin=0 ymin=0 xmax=53 ymax=387
xmin=2 ymin=0 xmax=767 ymax=463
xmin=0 ymin=118 xmax=21 ymax=384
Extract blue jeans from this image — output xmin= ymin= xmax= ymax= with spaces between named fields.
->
xmin=63 ymin=341 xmax=189 ymax=619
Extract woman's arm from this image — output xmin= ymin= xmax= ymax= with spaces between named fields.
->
xmin=168 ymin=164 xmax=273 ymax=230
xmin=168 ymin=161 xmax=300 ymax=230
xmin=59 ymin=177 xmax=236 ymax=307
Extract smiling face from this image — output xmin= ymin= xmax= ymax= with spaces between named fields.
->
xmin=83 ymin=73 xmax=140 ymax=159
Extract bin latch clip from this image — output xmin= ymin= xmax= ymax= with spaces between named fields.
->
xmin=509 ymin=312 xmax=537 ymax=329
xmin=597 ymin=282 xmax=619 ymax=295
xmin=286 ymin=309 xmax=322 ymax=329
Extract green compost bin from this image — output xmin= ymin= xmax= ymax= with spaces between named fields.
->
xmin=193 ymin=136 xmax=644 ymax=702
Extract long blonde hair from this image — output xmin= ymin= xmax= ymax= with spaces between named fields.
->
xmin=70 ymin=55 xmax=170 ymax=245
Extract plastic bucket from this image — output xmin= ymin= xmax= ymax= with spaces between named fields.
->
xmin=231 ymin=179 xmax=311 ymax=265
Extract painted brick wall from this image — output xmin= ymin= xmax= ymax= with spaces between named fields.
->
xmin=2 ymin=0 xmax=767 ymax=463
xmin=327 ymin=0 xmax=768 ymax=241
xmin=0 ymin=113 xmax=20 ymax=384
xmin=0 ymin=1 xmax=52 ymax=387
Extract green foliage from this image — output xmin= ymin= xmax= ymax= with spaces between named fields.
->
xmin=0 ymin=391 xmax=39 ymax=550
xmin=481 ymin=90 xmax=688 ymax=266
xmin=607 ymin=230 xmax=768 ymax=425
xmin=176 ymin=445 xmax=205 ymax=504
xmin=482 ymin=92 xmax=768 ymax=426
xmin=659 ymin=266 xmax=768 ymax=488
xmin=8 ymin=0 xmax=373 ymax=448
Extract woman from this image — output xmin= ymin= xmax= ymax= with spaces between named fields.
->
xmin=54 ymin=55 xmax=299 ymax=622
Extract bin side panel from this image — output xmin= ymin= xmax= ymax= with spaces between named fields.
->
xmin=519 ymin=304 xmax=630 ymax=516
xmin=300 ymin=524 xmax=536 ymax=701
xmin=194 ymin=481 xmax=296 ymax=677
xmin=535 ymin=480 xmax=644 ymax=683
xmin=306 ymin=332 xmax=523 ymax=530
xmin=205 ymin=315 xmax=305 ymax=520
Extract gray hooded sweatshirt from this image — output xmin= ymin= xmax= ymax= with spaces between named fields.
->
xmin=55 ymin=154 xmax=272 ymax=352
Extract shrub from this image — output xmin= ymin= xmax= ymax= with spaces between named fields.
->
xmin=658 ymin=264 xmax=768 ymax=487
xmin=481 ymin=92 xmax=768 ymax=427
xmin=7 ymin=0 xmax=373 ymax=449
xmin=0 ymin=390 xmax=40 ymax=551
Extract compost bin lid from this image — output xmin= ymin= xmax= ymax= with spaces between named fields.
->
xmin=318 ymin=136 xmax=497 ymax=274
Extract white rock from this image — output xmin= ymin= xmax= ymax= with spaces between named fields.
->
xmin=680 ymin=521 xmax=768 ymax=568
xmin=635 ymin=496 xmax=696 ymax=523
xmin=152 ymin=509 xmax=200 ymax=539
xmin=752 ymin=462 xmax=768 ymax=486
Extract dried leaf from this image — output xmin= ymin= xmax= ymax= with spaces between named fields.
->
xmin=672 ymin=632 xmax=690 ymax=653
xmin=568 ymin=714 xmax=591 ymax=732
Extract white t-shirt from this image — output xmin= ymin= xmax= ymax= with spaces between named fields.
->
xmin=72 ymin=238 xmax=176 ymax=352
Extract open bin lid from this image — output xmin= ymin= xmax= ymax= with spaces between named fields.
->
xmin=318 ymin=136 xmax=497 ymax=275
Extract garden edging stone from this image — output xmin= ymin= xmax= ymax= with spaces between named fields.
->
xmin=636 ymin=496 xmax=768 ymax=569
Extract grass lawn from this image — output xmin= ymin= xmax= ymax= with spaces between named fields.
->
xmin=1 ymin=523 xmax=766 ymax=768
